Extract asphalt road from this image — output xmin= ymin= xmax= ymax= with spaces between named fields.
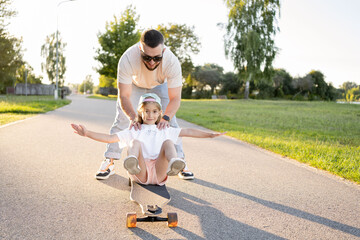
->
xmin=1 ymin=94 xmax=359 ymax=240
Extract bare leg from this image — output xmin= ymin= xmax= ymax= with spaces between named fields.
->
xmin=156 ymin=140 xmax=177 ymax=182
xmin=127 ymin=140 xmax=147 ymax=183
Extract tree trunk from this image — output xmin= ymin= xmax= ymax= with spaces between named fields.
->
xmin=244 ymin=73 xmax=252 ymax=99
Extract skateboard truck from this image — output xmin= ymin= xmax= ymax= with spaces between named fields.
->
xmin=127 ymin=212 xmax=178 ymax=228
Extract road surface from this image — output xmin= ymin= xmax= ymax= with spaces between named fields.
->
xmin=1 ymin=94 xmax=359 ymax=239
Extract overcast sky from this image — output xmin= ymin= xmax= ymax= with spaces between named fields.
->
xmin=7 ymin=0 xmax=360 ymax=87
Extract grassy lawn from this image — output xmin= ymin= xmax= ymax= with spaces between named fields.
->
xmin=88 ymin=94 xmax=117 ymax=100
xmin=0 ymin=95 xmax=71 ymax=126
xmin=177 ymin=99 xmax=360 ymax=183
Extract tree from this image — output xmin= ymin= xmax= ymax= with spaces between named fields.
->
xmin=16 ymin=64 xmax=42 ymax=84
xmin=0 ymin=29 xmax=23 ymax=93
xmin=0 ymin=0 xmax=16 ymax=28
xmin=40 ymin=32 xmax=66 ymax=86
xmin=95 ymin=5 xmax=141 ymax=82
xmin=292 ymin=75 xmax=314 ymax=100
xmin=192 ymin=64 xmax=224 ymax=94
xmin=79 ymin=75 xmax=94 ymax=94
xmin=157 ymin=23 xmax=201 ymax=79
xmin=346 ymin=87 xmax=360 ymax=102
xmin=0 ymin=0 xmax=23 ymax=94
xmin=223 ymin=0 xmax=280 ymax=99
xmin=99 ymin=75 xmax=116 ymax=88
xmin=307 ymin=70 xmax=327 ymax=99
xmin=341 ymin=81 xmax=358 ymax=93
xmin=219 ymin=71 xmax=242 ymax=95
xmin=272 ymin=69 xmax=294 ymax=96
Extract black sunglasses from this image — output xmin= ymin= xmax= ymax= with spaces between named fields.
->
xmin=141 ymin=52 xmax=163 ymax=63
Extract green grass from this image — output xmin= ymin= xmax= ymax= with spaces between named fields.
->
xmin=177 ymin=99 xmax=360 ymax=183
xmin=88 ymin=94 xmax=117 ymax=100
xmin=0 ymin=95 xmax=71 ymax=126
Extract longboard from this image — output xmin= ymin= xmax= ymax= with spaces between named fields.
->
xmin=126 ymin=180 xmax=178 ymax=228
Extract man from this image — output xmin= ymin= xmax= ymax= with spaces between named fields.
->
xmin=96 ymin=29 xmax=194 ymax=180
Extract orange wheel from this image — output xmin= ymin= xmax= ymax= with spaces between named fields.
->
xmin=167 ymin=212 xmax=178 ymax=227
xmin=126 ymin=213 xmax=137 ymax=228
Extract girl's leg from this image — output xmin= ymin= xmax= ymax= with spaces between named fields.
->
xmin=126 ymin=140 xmax=147 ymax=183
xmin=156 ymin=140 xmax=185 ymax=182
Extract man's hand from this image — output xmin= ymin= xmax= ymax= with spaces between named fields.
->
xmin=129 ymin=119 xmax=142 ymax=131
xmin=157 ymin=118 xmax=170 ymax=130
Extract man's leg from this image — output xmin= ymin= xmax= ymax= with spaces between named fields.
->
xmin=149 ymin=83 xmax=194 ymax=180
xmin=96 ymin=84 xmax=146 ymax=180
xmin=95 ymin=100 xmax=129 ymax=180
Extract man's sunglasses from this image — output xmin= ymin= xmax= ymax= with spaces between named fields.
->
xmin=141 ymin=52 xmax=163 ymax=63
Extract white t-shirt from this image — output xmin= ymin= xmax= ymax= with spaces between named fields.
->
xmin=117 ymin=43 xmax=182 ymax=89
xmin=116 ymin=124 xmax=181 ymax=159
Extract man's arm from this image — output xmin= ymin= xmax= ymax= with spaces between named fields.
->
xmin=118 ymin=82 xmax=137 ymax=121
xmin=157 ymin=86 xmax=182 ymax=129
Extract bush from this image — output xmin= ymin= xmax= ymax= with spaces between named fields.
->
xmin=181 ymin=85 xmax=193 ymax=99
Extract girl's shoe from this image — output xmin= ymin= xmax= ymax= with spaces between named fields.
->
xmin=123 ymin=155 xmax=141 ymax=175
xmin=167 ymin=158 xmax=186 ymax=176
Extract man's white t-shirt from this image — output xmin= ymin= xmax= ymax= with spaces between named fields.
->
xmin=117 ymin=43 xmax=182 ymax=89
xmin=116 ymin=124 xmax=181 ymax=159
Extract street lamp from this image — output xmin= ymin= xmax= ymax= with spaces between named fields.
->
xmin=55 ymin=0 xmax=76 ymax=100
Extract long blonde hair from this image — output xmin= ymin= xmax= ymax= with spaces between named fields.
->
xmin=137 ymin=100 xmax=162 ymax=124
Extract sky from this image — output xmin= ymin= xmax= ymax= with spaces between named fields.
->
xmin=6 ymin=0 xmax=360 ymax=87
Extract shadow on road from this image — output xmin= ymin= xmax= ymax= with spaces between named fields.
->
xmin=190 ymin=178 xmax=360 ymax=238
xmin=99 ymin=174 xmax=286 ymax=240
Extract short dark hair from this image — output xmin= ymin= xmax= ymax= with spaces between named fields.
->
xmin=140 ymin=29 xmax=164 ymax=48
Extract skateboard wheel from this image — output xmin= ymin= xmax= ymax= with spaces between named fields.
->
xmin=126 ymin=213 xmax=137 ymax=228
xmin=167 ymin=212 xmax=178 ymax=227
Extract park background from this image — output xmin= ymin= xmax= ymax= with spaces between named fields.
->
xmin=1 ymin=0 xmax=360 ymax=100
xmin=1 ymin=0 xmax=359 ymax=184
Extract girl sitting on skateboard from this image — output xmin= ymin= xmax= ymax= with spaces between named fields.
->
xmin=71 ymin=93 xmax=225 ymax=186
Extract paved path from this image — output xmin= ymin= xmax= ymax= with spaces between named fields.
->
xmin=1 ymin=94 xmax=359 ymax=239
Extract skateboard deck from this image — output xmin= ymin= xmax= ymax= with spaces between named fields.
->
xmin=126 ymin=180 xmax=178 ymax=228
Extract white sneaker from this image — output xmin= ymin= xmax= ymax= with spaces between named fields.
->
xmin=95 ymin=159 xmax=115 ymax=180
xmin=167 ymin=158 xmax=186 ymax=176
xmin=123 ymin=155 xmax=141 ymax=175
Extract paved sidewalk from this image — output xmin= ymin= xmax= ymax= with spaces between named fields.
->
xmin=0 ymin=94 xmax=359 ymax=239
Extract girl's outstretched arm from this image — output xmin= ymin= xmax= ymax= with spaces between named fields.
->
xmin=71 ymin=124 xmax=119 ymax=143
xmin=179 ymin=128 xmax=226 ymax=138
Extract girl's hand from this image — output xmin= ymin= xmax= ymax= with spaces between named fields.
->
xmin=210 ymin=132 xmax=227 ymax=138
xmin=71 ymin=124 xmax=87 ymax=137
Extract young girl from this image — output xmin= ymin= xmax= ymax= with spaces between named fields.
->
xmin=71 ymin=93 xmax=226 ymax=186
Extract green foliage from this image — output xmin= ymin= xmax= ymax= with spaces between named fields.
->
xmin=346 ymin=87 xmax=360 ymax=102
xmin=177 ymin=99 xmax=360 ymax=183
xmin=40 ymin=32 xmax=66 ymax=86
xmin=340 ymin=82 xmax=359 ymax=102
xmin=0 ymin=0 xmax=16 ymax=28
xmin=95 ymin=5 xmax=141 ymax=80
xmin=99 ymin=75 xmax=116 ymax=88
xmin=0 ymin=0 xmax=25 ymax=94
xmin=192 ymin=63 xmax=224 ymax=94
xmin=219 ymin=72 xmax=242 ymax=95
xmin=157 ymin=23 xmax=200 ymax=79
xmin=78 ymin=75 xmax=94 ymax=94
xmin=224 ymin=0 xmax=281 ymax=98
xmin=0 ymin=29 xmax=23 ymax=93
xmin=16 ymin=64 xmax=42 ymax=85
